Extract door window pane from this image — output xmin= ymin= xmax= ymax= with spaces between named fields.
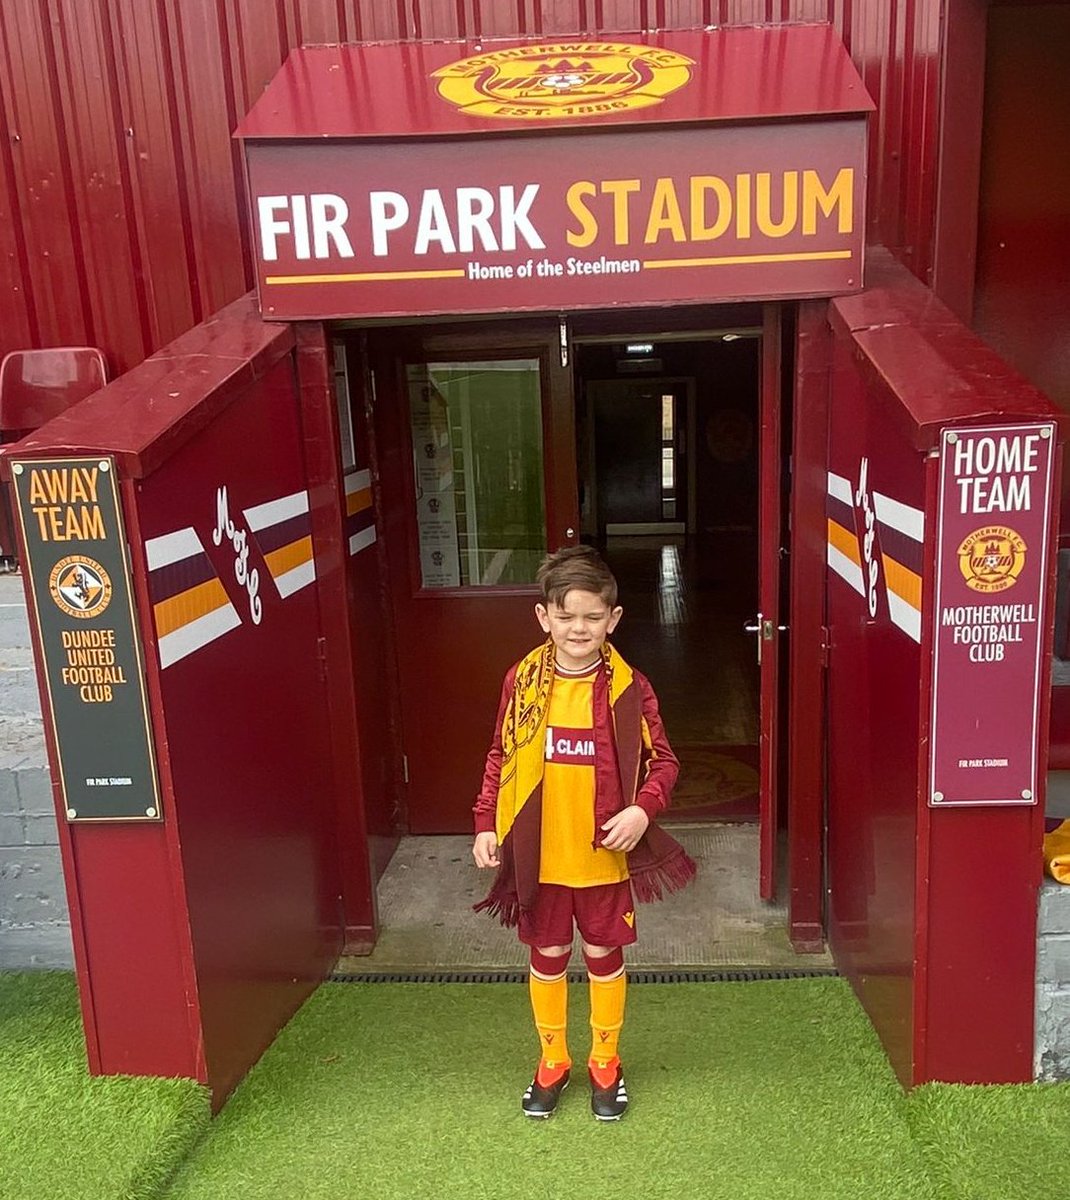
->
xmin=662 ymin=393 xmax=676 ymax=519
xmin=407 ymin=360 xmax=546 ymax=588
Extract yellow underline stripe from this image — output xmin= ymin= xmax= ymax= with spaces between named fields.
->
xmin=644 ymin=250 xmax=852 ymax=269
xmin=266 ymin=269 xmax=466 ymax=284
xmin=267 ymin=250 xmax=851 ymax=284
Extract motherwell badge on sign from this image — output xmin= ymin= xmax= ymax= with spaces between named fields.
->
xmin=11 ymin=457 xmax=161 ymax=822
xmin=930 ymin=425 xmax=1056 ymax=806
xmin=432 ymin=42 xmax=695 ymax=121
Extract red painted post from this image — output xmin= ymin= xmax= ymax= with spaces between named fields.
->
xmin=788 ymin=300 xmax=833 ymax=951
xmin=294 ymin=322 xmax=379 ymax=949
xmin=758 ymin=304 xmax=783 ymax=902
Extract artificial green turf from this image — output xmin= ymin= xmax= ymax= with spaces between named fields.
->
xmin=165 ymin=978 xmax=936 ymax=1200
xmin=0 ymin=971 xmax=211 ymax=1200
xmin=9 ymin=971 xmax=1068 ymax=1200
xmin=906 ymin=1080 xmax=1070 ymax=1200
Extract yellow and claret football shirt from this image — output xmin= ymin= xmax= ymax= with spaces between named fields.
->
xmin=539 ymin=664 xmax=629 ymax=887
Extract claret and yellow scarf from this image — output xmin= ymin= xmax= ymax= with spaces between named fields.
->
xmin=475 ymin=640 xmax=696 ymax=927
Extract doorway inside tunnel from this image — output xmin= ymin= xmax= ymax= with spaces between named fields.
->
xmin=332 ymin=302 xmax=808 ymax=971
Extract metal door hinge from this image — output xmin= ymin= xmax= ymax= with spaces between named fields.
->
xmin=316 ymin=636 xmax=328 ymax=682
xmin=402 ymin=754 xmax=410 ymax=784
xmin=820 ymin=625 xmax=831 ymax=668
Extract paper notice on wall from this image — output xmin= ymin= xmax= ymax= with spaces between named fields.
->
xmin=409 ymin=370 xmax=461 ymax=588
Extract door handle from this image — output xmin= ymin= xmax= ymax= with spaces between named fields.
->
xmin=744 ymin=615 xmax=787 ymax=664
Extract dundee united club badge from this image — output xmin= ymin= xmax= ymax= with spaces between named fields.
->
xmin=48 ymin=555 xmax=114 ymax=619
xmin=956 ymin=526 xmax=1027 ymax=594
xmin=433 ymin=42 xmax=695 ymax=121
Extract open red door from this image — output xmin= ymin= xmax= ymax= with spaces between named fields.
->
xmin=756 ymin=305 xmax=784 ymax=901
xmin=370 ymin=319 xmax=579 ymax=834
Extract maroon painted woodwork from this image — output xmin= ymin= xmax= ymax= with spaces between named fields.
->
xmin=825 ymin=325 xmax=927 ymax=1087
xmin=294 ymin=323 xmax=379 ymax=949
xmin=1 ymin=1 xmax=944 ymax=376
xmin=788 ymin=300 xmax=832 ymax=951
xmin=369 ymin=321 xmax=579 ymax=835
xmin=236 ymin=26 xmax=871 ymax=140
xmin=2 ymin=296 xmax=365 ymax=1106
xmin=6 ymin=298 xmax=297 ymax=476
xmin=341 ymin=339 xmax=404 ymax=884
xmin=139 ymin=353 xmax=342 ymax=1104
xmin=827 ymin=251 xmax=1063 ymax=1086
xmin=834 ymin=259 xmax=1067 ymax=447
xmin=758 ymin=305 xmax=783 ymax=901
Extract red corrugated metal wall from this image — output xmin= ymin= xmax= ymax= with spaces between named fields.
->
xmin=0 ymin=0 xmax=944 ymax=375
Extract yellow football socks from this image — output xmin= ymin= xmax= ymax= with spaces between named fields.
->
xmin=587 ymin=962 xmax=626 ymax=1085
xmin=529 ymin=955 xmax=571 ymax=1084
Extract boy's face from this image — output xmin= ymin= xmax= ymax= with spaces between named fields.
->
xmin=535 ymin=588 xmax=622 ymax=670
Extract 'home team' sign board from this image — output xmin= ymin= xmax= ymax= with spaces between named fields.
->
xmin=244 ymin=121 xmax=867 ymax=320
xmin=930 ymin=424 xmax=1056 ymax=806
xmin=11 ymin=458 xmax=161 ymax=822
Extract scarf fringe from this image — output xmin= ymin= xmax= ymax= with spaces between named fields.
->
xmin=629 ymin=848 xmax=698 ymax=904
xmin=471 ymin=893 xmax=521 ymax=928
xmin=474 ymin=845 xmax=698 ymax=924
xmin=471 ymin=868 xmax=522 ymax=928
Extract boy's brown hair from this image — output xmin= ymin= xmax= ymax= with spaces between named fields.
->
xmin=536 ymin=545 xmax=618 ymax=609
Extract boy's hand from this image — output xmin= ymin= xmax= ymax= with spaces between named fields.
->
xmin=473 ymin=831 xmax=500 ymax=869
xmin=600 ymin=805 xmax=650 ymax=852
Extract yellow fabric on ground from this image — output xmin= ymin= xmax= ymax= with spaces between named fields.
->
xmin=1044 ymin=819 xmax=1070 ymax=884
xmin=529 ymin=972 xmax=571 ymax=1069
xmin=588 ymin=970 xmax=627 ymax=1066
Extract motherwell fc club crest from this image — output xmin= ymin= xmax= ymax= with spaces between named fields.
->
xmin=956 ymin=526 xmax=1027 ymax=594
xmin=433 ymin=42 xmax=694 ymax=121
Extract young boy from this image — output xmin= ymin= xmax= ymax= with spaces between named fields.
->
xmin=472 ymin=545 xmax=695 ymax=1120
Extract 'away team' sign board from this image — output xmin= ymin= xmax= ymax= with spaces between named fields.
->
xmin=12 ymin=458 xmax=161 ymax=822
xmin=930 ymin=424 xmax=1056 ymax=806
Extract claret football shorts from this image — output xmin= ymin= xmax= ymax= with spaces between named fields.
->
xmin=518 ymin=880 xmax=637 ymax=948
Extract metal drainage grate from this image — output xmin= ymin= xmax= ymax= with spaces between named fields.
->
xmin=328 ymin=968 xmax=839 ymax=985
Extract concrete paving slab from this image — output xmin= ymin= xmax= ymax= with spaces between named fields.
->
xmin=338 ymin=825 xmax=833 ymax=973
xmin=0 ymin=575 xmax=31 ymax=649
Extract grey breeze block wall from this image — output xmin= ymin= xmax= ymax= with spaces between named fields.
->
xmin=1036 ymin=879 xmax=1070 ymax=1081
xmin=0 ymin=576 xmax=73 ymax=969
